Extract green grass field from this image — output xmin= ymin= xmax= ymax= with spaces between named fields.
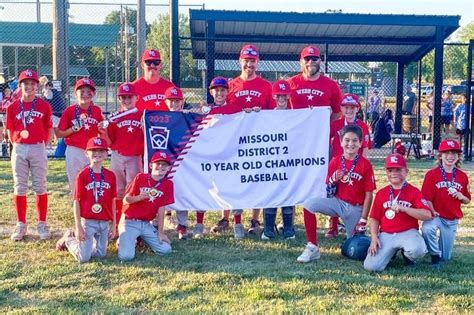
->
xmin=0 ymin=159 xmax=473 ymax=313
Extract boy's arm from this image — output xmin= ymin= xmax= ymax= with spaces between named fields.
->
xmin=395 ymin=204 xmax=432 ymax=221
xmin=355 ymin=191 xmax=373 ymax=233
xmin=156 ymin=206 xmax=170 ymax=243
xmin=109 ymin=197 xmax=117 ymax=239
xmin=123 ymin=192 xmax=148 ymax=205
xmin=368 ymin=218 xmax=381 ymax=256
xmin=73 ymin=200 xmax=85 ymax=241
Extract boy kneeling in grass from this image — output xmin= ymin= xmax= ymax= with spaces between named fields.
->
xmin=118 ymin=151 xmax=173 ymax=261
xmin=364 ymin=153 xmax=432 ymax=271
xmin=56 ymin=137 xmax=117 ymax=263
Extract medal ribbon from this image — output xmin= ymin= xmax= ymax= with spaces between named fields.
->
xmin=75 ymin=104 xmax=93 ymax=125
xmin=147 ymin=174 xmax=164 ymax=189
xmin=344 ymin=117 xmax=358 ymax=126
xmin=19 ymin=98 xmax=37 ymax=129
xmin=340 ymin=154 xmax=359 ymax=179
xmin=439 ymin=165 xmax=457 ymax=189
xmin=389 ymin=181 xmax=408 ymax=206
xmin=88 ymin=167 xmax=105 ymax=204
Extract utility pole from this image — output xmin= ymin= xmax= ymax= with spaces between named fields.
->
xmin=170 ymin=0 xmax=180 ymax=85
xmin=136 ymin=0 xmax=146 ymax=78
xmin=124 ymin=6 xmax=129 ymax=82
xmin=52 ymin=0 xmax=69 ymax=102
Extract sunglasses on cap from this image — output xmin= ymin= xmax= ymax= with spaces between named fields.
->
xmin=145 ymin=60 xmax=161 ymax=66
xmin=241 ymin=49 xmax=258 ymax=56
xmin=303 ymin=56 xmax=320 ymax=62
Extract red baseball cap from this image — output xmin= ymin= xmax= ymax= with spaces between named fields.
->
xmin=209 ymin=76 xmax=229 ymax=89
xmin=300 ymin=46 xmax=321 ymax=59
xmin=150 ymin=151 xmax=171 ymax=164
xmin=19 ymin=69 xmax=39 ymax=84
xmin=272 ymin=80 xmax=291 ymax=95
xmin=75 ymin=78 xmax=96 ymax=92
xmin=86 ymin=137 xmax=108 ymax=151
xmin=341 ymin=93 xmax=361 ymax=107
xmin=385 ymin=153 xmax=407 ymax=169
xmin=164 ymin=86 xmax=183 ymax=100
xmin=117 ymin=82 xmax=136 ymax=96
xmin=240 ymin=44 xmax=259 ymax=60
xmin=142 ymin=49 xmax=161 ymax=62
xmin=438 ymin=139 xmax=462 ymax=152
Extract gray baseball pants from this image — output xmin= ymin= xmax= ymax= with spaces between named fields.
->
xmin=422 ymin=216 xmax=459 ymax=261
xmin=11 ymin=143 xmax=47 ymax=195
xmin=65 ymin=219 xmax=110 ymax=263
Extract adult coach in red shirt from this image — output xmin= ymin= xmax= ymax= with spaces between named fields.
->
xmin=228 ymin=44 xmax=274 ymax=234
xmin=132 ymin=49 xmax=175 ymax=111
xmin=287 ymin=45 xmax=342 ymax=120
xmin=227 ymin=44 xmax=274 ymax=112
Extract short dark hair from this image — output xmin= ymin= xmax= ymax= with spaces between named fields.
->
xmin=45 ymin=82 xmax=54 ymax=87
xmin=339 ymin=124 xmax=363 ymax=142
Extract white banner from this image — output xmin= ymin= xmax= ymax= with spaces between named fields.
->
xmin=167 ymin=108 xmax=330 ymax=210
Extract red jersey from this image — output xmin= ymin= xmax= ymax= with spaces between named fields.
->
xmin=109 ymin=109 xmax=144 ymax=156
xmin=227 ymin=76 xmax=274 ymax=110
xmin=132 ymin=77 xmax=175 ymax=111
xmin=330 ymin=118 xmax=371 ymax=158
xmin=6 ymin=98 xmax=52 ymax=144
xmin=74 ymin=167 xmax=117 ymax=221
xmin=57 ymin=104 xmax=104 ymax=149
xmin=123 ymin=173 xmax=174 ymax=221
xmin=422 ymin=167 xmax=471 ymax=220
xmin=370 ymin=183 xmax=430 ymax=233
xmin=327 ymin=154 xmax=376 ymax=206
xmin=287 ymin=73 xmax=342 ymax=113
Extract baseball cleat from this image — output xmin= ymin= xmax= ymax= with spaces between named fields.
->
xmin=297 ymin=243 xmax=321 ymax=263
xmin=211 ymin=218 xmax=230 ymax=234
xmin=247 ymin=219 xmax=261 ymax=235
xmin=233 ymin=223 xmax=245 ymax=239
xmin=176 ymin=224 xmax=188 ymax=240
xmin=11 ymin=222 xmax=27 ymax=241
xmin=192 ymin=223 xmax=205 ymax=239
xmin=56 ymin=229 xmax=74 ymax=250
xmin=37 ymin=221 xmax=51 ymax=240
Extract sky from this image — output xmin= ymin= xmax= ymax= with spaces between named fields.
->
xmin=0 ymin=0 xmax=472 ymax=28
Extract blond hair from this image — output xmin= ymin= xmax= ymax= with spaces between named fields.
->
xmin=435 ymin=152 xmax=463 ymax=168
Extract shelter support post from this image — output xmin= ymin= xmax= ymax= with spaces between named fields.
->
xmin=395 ymin=62 xmax=405 ymax=134
xmin=432 ymin=26 xmax=444 ymax=151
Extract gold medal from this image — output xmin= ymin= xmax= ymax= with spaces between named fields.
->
xmin=201 ymin=106 xmax=211 ymax=114
xmin=98 ymin=120 xmax=109 ymax=129
xmin=341 ymin=174 xmax=350 ymax=183
xmin=91 ymin=203 xmax=103 ymax=214
xmin=79 ymin=113 xmax=88 ymax=120
xmin=149 ymin=188 xmax=159 ymax=198
xmin=447 ymin=187 xmax=458 ymax=196
xmin=20 ymin=130 xmax=30 ymax=139
xmin=385 ymin=209 xmax=395 ymax=220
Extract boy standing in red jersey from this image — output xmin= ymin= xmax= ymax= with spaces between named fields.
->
xmin=6 ymin=69 xmax=53 ymax=241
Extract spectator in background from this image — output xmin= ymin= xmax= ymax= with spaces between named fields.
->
xmin=43 ymin=81 xmax=67 ymax=157
xmin=402 ymin=85 xmax=416 ymax=115
xmin=426 ymin=91 xmax=434 ymax=133
xmin=441 ymin=91 xmax=454 ymax=136
xmin=367 ymin=88 xmax=381 ymax=125
xmin=454 ymin=94 xmax=470 ymax=146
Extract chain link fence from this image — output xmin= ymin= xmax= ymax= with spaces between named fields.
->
xmin=0 ymin=2 xmax=471 ymax=160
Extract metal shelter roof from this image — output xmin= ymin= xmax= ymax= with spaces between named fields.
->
xmin=189 ymin=10 xmax=460 ymax=62
xmin=197 ymin=60 xmax=370 ymax=74
xmin=0 ymin=22 xmax=120 ymax=47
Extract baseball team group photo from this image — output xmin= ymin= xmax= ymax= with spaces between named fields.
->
xmin=0 ymin=0 xmax=473 ymax=313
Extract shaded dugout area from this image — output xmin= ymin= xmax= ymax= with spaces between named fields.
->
xmin=185 ymin=9 xmax=471 ymax=158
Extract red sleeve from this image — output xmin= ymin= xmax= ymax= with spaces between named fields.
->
xmin=74 ymin=171 xmax=84 ymax=201
xmin=125 ymin=174 xmax=141 ymax=196
xmin=421 ymin=171 xmax=436 ymax=201
xmin=45 ymin=102 xmax=53 ymax=129
xmin=5 ymin=104 xmax=14 ymax=131
xmin=369 ymin=191 xmax=384 ymax=221
xmin=108 ymin=121 xmax=117 ymax=143
xmin=326 ymin=157 xmax=337 ymax=184
xmin=363 ymin=161 xmax=376 ymax=192
xmin=109 ymin=171 xmax=117 ymax=198
xmin=360 ymin=122 xmax=370 ymax=149
xmin=329 ymin=121 xmax=336 ymax=142
xmin=412 ymin=188 xmax=431 ymax=211
xmin=58 ymin=107 xmax=72 ymax=130
xmin=265 ymin=83 xmax=275 ymax=110
xmin=462 ymin=173 xmax=471 ymax=201
xmin=330 ymin=82 xmax=342 ymax=114
xmin=160 ymin=180 xmax=175 ymax=206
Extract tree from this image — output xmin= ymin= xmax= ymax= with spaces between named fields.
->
xmin=453 ymin=21 xmax=474 ymax=43
xmin=147 ymin=13 xmax=200 ymax=83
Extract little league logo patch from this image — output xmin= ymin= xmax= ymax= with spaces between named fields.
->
xmin=149 ymin=126 xmax=170 ymax=150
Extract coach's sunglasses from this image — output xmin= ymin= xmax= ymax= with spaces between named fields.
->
xmin=145 ymin=60 xmax=161 ymax=66
xmin=303 ymin=56 xmax=321 ymax=62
